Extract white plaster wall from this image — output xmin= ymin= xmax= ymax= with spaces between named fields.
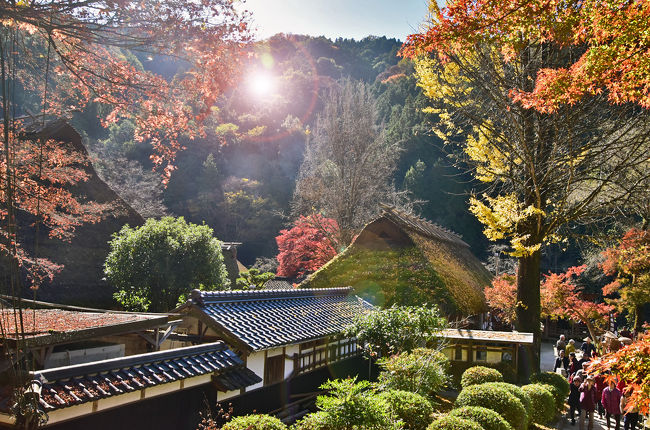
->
xmin=266 ymin=347 xmax=284 ymax=357
xmin=246 ymin=352 xmax=265 ymax=391
xmin=47 ymin=402 xmax=94 ymax=424
xmin=284 ymin=345 xmax=299 ymax=378
xmin=45 ymin=344 xmax=125 ymax=368
xmin=217 ymin=389 xmax=240 ymax=402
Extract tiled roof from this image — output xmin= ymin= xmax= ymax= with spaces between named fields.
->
xmin=191 ymin=288 xmax=373 ymax=351
xmin=33 ymin=342 xmax=261 ymax=410
xmin=379 ymin=204 xmax=469 ymax=248
xmin=262 ymin=277 xmax=296 ymax=290
xmin=441 ymin=329 xmax=534 ymax=344
xmin=0 ymin=308 xmax=162 ymax=340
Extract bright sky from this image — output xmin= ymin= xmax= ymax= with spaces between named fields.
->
xmin=240 ymin=0 xmax=431 ymax=42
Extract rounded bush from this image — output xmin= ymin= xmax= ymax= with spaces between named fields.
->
xmin=291 ymin=412 xmax=328 ymax=430
xmin=455 ymin=384 xmax=527 ymax=430
xmin=378 ymin=389 xmax=433 ymax=430
xmin=529 ymin=372 xmax=569 ymax=409
xmin=461 ymin=366 xmax=504 ymax=388
xmin=521 ymin=384 xmax=556 ymax=425
xmin=449 ymin=406 xmax=513 ymax=430
xmin=538 ymin=383 xmax=564 ymax=412
xmin=481 ymin=382 xmax=532 ymax=419
xmin=222 ymin=414 xmax=287 ymax=430
xmin=427 ymin=415 xmax=484 ymax=430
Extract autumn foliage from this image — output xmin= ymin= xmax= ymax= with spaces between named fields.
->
xmin=485 ymin=266 xmax=614 ymax=342
xmin=1 ymin=0 xmax=250 ymax=287
xmin=601 ymin=228 xmax=650 ymax=330
xmin=589 ymin=334 xmax=650 ymax=416
xmin=275 ymin=214 xmax=340 ymax=278
xmin=402 ymin=0 xmax=650 ymax=112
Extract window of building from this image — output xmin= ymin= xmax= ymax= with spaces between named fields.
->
xmin=264 ymin=354 xmax=285 ymax=385
xmin=475 ymin=346 xmax=487 ymax=362
xmin=454 ymin=345 xmax=463 ymax=361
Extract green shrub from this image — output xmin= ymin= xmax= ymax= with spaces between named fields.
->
xmin=521 ymin=384 xmax=556 ymax=425
xmin=529 ymin=372 xmax=569 ymax=409
xmin=449 ymin=406 xmax=513 ymax=430
xmin=290 ymin=412 xmax=329 ymax=430
xmin=480 ymin=382 xmax=532 ymax=419
xmin=538 ymin=383 xmax=564 ymax=412
xmin=314 ymin=378 xmax=400 ymax=429
xmin=378 ymin=348 xmax=450 ymax=397
xmin=427 ymin=416 xmax=485 ymax=430
xmin=461 ymin=366 xmax=504 ymax=389
xmin=455 ymin=384 xmax=527 ymax=430
xmin=449 ymin=362 xmax=516 ymax=388
xmin=378 ymin=390 xmax=433 ymax=430
xmin=222 ymin=414 xmax=287 ymax=430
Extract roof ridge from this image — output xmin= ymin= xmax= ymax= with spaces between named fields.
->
xmin=33 ymin=341 xmax=229 ymax=381
xmin=197 ymin=287 xmax=353 ymax=303
xmin=379 ymin=204 xmax=469 ymax=248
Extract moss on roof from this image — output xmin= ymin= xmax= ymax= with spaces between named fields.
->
xmin=302 ymin=207 xmax=490 ymax=316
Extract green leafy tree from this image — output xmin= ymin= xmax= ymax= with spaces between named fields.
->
xmin=377 ymin=348 xmax=450 ymax=398
xmin=235 ymin=268 xmax=275 ymax=290
xmin=345 ymin=305 xmax=446 ymax=357
xmin=105 ymin=217 xmax=229 ymax=312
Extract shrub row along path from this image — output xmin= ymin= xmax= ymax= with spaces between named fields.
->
xmin=541 ymin=342 xmax=607 ymax=430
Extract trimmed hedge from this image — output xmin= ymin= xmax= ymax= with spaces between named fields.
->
xmin=449 ymin=406 xmax=513 ymax=430
xmin=378 ymin=390 xmax=433 ymax=430
xmin=427 ymin=416 xmax=485 ymax=430
xmin=222 ymin=414 xmax=287 ymax=430
xmin=539 ymin=383 xmax=564 ymax=412
xmin=481 ymin=382 xmax=532 ymax=419
xmin=530 ymin=372 xmax=570 ymax=410
xmin=450 ymin=362 xmax=516 ymax=388
xmin=461 ymin=366 xmax=504 ymax=388
xmin=455 ymin=384 xmax=527 ymax=430
xmin=521 ymin=384 xmax=556 ymax=425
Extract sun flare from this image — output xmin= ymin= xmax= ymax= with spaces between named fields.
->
xmin=247 ymin=72 xmax=276 ymax=97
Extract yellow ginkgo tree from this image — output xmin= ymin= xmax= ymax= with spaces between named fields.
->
xmin=404 ymin=4 xmax=650 ymax=375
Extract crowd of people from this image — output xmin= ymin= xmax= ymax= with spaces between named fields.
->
xmin=552 ymin=334 xmax=640 ymax=430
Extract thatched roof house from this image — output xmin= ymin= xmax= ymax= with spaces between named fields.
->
xmin=301 ymin=205 xmax=490 ymax=316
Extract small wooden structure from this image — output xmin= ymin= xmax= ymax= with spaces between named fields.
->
xmin=440 ymin=329 xmax=534 ymax=370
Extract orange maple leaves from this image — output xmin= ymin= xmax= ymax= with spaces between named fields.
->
xmin=402 ymin=0 xmax=650 ymax=112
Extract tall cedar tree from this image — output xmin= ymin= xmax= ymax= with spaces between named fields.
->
xmin=402 ymin=1 xmax=650 ymax=376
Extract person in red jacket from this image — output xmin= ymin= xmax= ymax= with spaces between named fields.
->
xmin=595 ymin=374 xmax=607 ymax=418
xmin=601 ymin=380 xmax=622 ymax=430
xmin=580 ymin=376 xmax=598 ymax=430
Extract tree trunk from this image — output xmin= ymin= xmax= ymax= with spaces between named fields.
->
xmin=633 ymin=303 xmax=644 ymax=334
xmin=515 ymin=249 xmax=541 ymax=382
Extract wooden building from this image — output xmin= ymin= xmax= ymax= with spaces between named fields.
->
xmin=302 ymin=205 xmax=490 ymax=316
xmin=440 ymin=328 xmax=534 ymax=372
xmin=174 ymin=287 xmax=373 ymax=391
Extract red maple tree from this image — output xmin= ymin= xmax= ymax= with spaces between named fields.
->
xmin=485 ymin=266 xmax=614 ymax=343
xmin=601 ymin=228 xmax=650 ymax=331
xmin=588 ymin=334 xmax=650 ymax=415
xmin=1 ymin=1 xmax=251 ymax=288
xmin=276 ymin=214 xmax=340 ymax=278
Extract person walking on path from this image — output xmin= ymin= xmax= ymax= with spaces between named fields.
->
xmin=595 ymin=375 xmax=607 ymax=419
xmin=555 ymin=349 xmax=570 ymax=376
xmin=582 ymin=337 xmax=597 ymax=359
xmin=569 ymin=352 xmax=580 ymax=378
xmin=557 ymin=334 xmax=567 ymax=357
xmin=620 ymin=389 xmax=639 ymax=430
xmin=566 ymin=339 xmax=577 ymax=355
xmin=569 ymin=376 xmax=583 ymax=425
xmin=602 ymin=380 xmax=622 ymax=430
xmin=580 ymin=375 xmax=598 ymax=430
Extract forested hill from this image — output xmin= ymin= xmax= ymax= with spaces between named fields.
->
xmin=75 ymin=34 xmax=489 ymax=265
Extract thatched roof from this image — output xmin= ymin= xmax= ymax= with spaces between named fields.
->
xmin=301 ymin=205 xmax=490 ymax=316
